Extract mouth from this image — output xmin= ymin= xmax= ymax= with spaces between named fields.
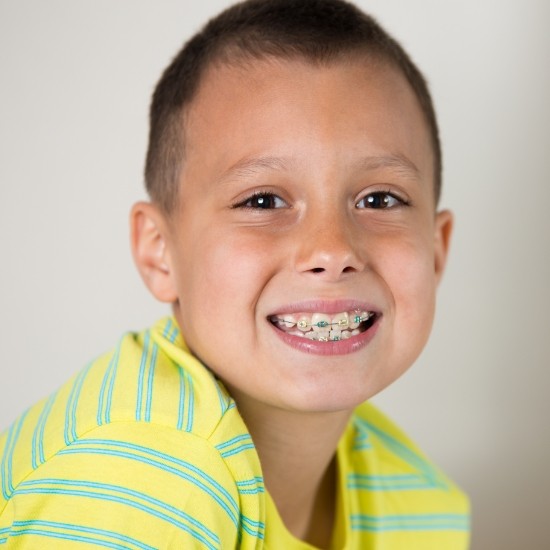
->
xmin=268 ymin=309 xmax=378 ymax=342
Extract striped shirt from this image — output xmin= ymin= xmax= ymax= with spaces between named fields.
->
xmin=0 ymin=317 xmax=469 ymax=548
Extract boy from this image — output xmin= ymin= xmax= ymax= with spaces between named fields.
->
xmin=0 ymin=0 xmax=469 ymax=548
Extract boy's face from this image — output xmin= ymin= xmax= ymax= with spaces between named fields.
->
xmin=156 ymin=57 xmax=451 ymax=414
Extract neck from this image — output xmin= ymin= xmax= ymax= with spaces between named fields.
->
xmin=230 ymin=390 xmax=351 ymax=548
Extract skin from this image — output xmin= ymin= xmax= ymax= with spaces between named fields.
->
xmin=131 ymin=57 xmax=452 ymax=547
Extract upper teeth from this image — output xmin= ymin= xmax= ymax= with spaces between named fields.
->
xmin=272 ymin=310 xmax=372 ymax=340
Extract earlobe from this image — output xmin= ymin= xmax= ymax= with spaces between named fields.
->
xmin=433 ymin=209 xmax=453 ymax=285
xmin=130 ymin=202 xmax=178 ymax=303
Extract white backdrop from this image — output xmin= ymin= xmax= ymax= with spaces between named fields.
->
xmin=1 ymin=1 xmax=549 ymax=548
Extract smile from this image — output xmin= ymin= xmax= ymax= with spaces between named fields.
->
xmin=269 ymin=310 xmax=376 ymax=342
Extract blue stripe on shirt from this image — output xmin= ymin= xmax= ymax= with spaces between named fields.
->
xmin=144 ymin=343 xmax=158 ymax=422
xmin=60 ymin=438 xmax=240 ymax=521
xmin=219 ymin=444 xmax=255 ymax=459
xmin=162 ymin=318 xmax=173 ymax=339
xmin=347 ymin=473 xmax=438 ymax=491
xmin=177 ymin=365 xmax=185 ymax=430
xmin=58 ymin=445 xmax=239 ymax=527
xmin=97 ymin=345 xmax=120 ymax=427
xmin=185 ymin=371 xmax=194 ymax=432
xmin=31 ymin=393 xmax=56 ymax=469
xmin=1 ymin=409 xmax=29 ymax=499
xmin=0 ymin=525 xmax=9 ymax=544
xmin=136 ymin=331 xmax=151 ymax=421
xmin=354 ymin=417 xmax=444 ymax=487
xmin=9 ymin=520 xmax=156 ymax=550
xmin=236 ymin=477 xmax=264 ymax=495
xmin=104 ymin=342 xmax=122 ymax=425
xmin=16 ymin=478 xmax=221 ymax=549
xmin=65 ymin=362 xmax=92 ymax=445
xmin=350 ymin=513 xmax=470 ymax=532
xmin=215 ymin=434 xmax=252 ymax=451
xmin=240 ymin=515 xmax=265 ymax=539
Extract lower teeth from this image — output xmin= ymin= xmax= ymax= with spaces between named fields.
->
xmin=301 ymin=328 xmax=362 ymax=341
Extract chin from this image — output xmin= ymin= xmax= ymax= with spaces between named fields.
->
xmin=274 ymin=376 xmax=380 ymax=414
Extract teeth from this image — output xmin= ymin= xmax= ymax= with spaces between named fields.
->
xmin=272 ymin=309 xmax=373 ymax=341
xmin=349 ymin=310 xmax=364 ymax=329
xmin=317 ymin=331 xmax=330 ymax=342
xmin=312 ymin=313 xmax=331 ymax=332
xmin=332 ymin=311 xmax=349 ymax=329
xmin=281 ymin=315 xmax=296 ymax=328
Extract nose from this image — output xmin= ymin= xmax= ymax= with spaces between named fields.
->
xmin=294 ymin=208 xmax=366 ymax=281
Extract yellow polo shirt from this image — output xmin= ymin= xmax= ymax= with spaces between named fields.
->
xmin=0 ymin=317 xmax=469 ymax=548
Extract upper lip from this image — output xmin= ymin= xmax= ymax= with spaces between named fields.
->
xmin=268 ymin=299 xmax=380 ymax=317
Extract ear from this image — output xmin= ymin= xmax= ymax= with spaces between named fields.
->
xmin=130 ymin=201 xmax=178 ymax=303
xmin=433 ymin=209 xmax=453 ymax=285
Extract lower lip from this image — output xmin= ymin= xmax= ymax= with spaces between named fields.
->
xmin=269 ymin=317 xmax=380 ymax=356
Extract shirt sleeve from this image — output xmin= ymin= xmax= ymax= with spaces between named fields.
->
xmin=0 ymin=422 xmax=240 ymax=549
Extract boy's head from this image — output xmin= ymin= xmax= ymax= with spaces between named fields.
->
xmin=144 ymin=0 xmax=442 ymax=216
xmin=132 ymin=0 xmax=452 ymax=414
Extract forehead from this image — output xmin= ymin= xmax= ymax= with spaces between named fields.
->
xmin=181 ymin=56 xmax=433 ymax=191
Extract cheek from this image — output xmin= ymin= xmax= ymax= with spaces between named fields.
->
xmin=173 ymin=229 xmax=281 ymax=380
xmin=383 ymin=234 xmax=437 ymax=333
xmin=178 ymin=229 xmax=280 ymax=318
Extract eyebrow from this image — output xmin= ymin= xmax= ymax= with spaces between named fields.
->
xmin=217 ymin=155 xmax=292 ymax=184
xmin=217 ymin=152 xmax=420 ymax=184
xmin=356 ymin=153 xmax=421 ymax=180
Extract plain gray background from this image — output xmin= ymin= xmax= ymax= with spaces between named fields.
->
xmin=1 ymin=1 xmax=549 ymax=548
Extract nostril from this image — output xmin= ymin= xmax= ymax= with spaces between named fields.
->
xmin=310 ymin=265 xmax=356 ymax=275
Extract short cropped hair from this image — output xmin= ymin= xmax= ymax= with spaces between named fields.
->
xmin=145 ymin=0 xmax=442 ymax=213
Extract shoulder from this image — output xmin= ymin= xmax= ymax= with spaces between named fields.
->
xmin=1 ymin=420 xmax=243 ymax=548
xmin=339 ymin=403 xmax=469 ymax=548
xmin=351 ymin=400 xmax=430 ymax=454
xmin=1 ymin=319 xmax=227 ymax=487
xmin=348 ymin=401 xmax=468 ymax=493
xmin=0 ymin=318 xmax=265 ymax=547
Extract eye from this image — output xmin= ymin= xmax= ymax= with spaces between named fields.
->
xmin=356 ymin=191 xmax=406 ymax=209
xmin=233 ymin=192 xmax=288 ymax=210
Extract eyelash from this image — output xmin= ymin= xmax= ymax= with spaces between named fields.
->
xmin=232 ymin=191 xmax=287 ymax=210
xmin=232 ymin=190 xmax=409 ymax=210
xmin=356 ymin=190 xmax=410 ymax=210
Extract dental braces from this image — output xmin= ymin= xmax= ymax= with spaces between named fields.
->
xmin=273 ymin=311 xmax=372 ymax=331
